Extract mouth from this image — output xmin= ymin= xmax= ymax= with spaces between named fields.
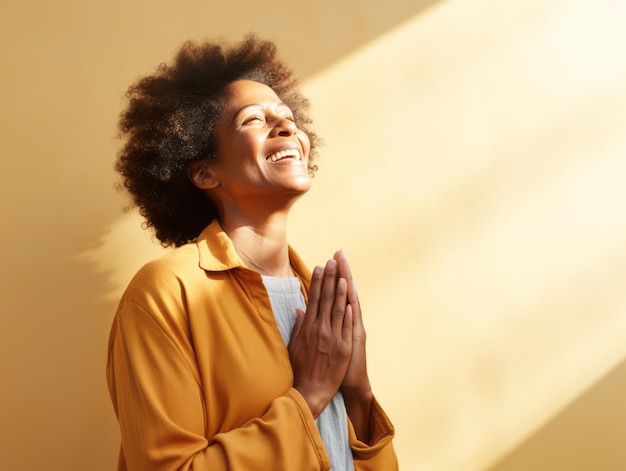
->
xmin=266 ymin=148 xmax=302 ymax=162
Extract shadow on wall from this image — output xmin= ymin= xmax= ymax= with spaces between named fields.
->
xmin=486 ymin=356 xmax=626 ymax=471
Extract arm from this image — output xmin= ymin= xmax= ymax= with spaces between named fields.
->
xmin=287 ymin=252 xmax=398 ymax=468
xmin=349 ymin=397 xmax=399 ymax=471
xmin=107 ymin=299 xmax=331 ymax=471
xmin=334 ymin=250 xmax=399 ymax=469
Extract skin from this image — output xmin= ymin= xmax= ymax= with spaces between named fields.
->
xmin=188 ymin=79 xmax=373 ymax=443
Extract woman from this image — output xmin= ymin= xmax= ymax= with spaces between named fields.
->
xmin=107 ymin=35 xmax=398 ymax=470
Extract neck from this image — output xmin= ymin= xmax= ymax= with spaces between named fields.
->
xmin=221 ymin=210 xmax=292 ymax=278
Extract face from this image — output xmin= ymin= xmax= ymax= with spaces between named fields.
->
xmin=199 ymin=79 xmax=312 ymax=205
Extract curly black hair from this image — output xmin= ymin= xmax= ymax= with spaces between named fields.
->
xmin=115 ymin=35 xmax=320 ymax=247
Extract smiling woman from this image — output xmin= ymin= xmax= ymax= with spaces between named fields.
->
xmin=106 ymin=35 xmax=398 ymax=471
xmin=187 ymin=80 xmax=314 ymax=224
xmin=114 ymin=36 xmax=321 ymax=249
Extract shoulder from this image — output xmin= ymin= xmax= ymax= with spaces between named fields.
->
xmin=119 ymin=242 xmax=204 ymax=310
xmin=137 ymin=243 xmax=200 ymax=282
xmin=110 ymin=244 xmax=207 ymax=367
xmin=112 ymin=242 xmax=209 ymax=341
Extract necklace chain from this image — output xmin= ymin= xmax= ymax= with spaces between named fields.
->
xmin=231 ymin=239 xmax=291 ymax=277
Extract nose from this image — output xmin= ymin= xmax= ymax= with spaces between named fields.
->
xmin=271 ymin=117 xmax=297 ymax=137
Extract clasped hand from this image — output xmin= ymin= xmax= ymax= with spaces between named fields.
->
xmin=288 ymin=250 xmax=371 ymax=418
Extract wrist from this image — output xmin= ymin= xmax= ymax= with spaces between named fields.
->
xmin=295 ymin=385 xmax=332 ymax=419
xmin=342 ymin=385 xmax=373 ymax=444
xmin=341 ymin=383 xmax=373 ymax=404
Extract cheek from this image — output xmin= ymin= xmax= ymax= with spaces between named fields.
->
xmin=216 ymin=133 xmax=261 ymax=163
xmin=238 ymin=131 xmax=264 ymax=152
xmin=297 ymin=131 xmax=311 ymax=159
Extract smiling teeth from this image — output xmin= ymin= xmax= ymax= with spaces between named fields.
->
xmin=268 ymin=149 xmax=301 ymax=162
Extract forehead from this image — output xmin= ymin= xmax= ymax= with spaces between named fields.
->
xmin=222 ymin=80 xmax=282 ymax=112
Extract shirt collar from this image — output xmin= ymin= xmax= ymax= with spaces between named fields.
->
xmin=196 ymin=219 xmax=312 ymax=286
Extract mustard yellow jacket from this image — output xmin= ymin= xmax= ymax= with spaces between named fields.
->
xmin=107 ymin=220 xmax=398 ymax=470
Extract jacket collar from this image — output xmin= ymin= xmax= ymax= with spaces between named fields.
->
xmin=196 ymin=220 xmax=311 ymax=286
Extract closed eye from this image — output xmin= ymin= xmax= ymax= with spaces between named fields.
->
xmin=240 ymin=115 xmax=265 ymax=126
xmin=233 ymin=103 xmax=296 ymax=128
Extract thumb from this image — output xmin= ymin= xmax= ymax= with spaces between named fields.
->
xmin=290 ymin=308 xmax=306 ymax=341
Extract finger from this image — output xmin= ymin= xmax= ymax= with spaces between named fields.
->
xmin=330 ymin=250 xmax=362 ymax=331
xmin=347 ymin=275 xmax=362 ymax=324
xmin=305 ymin=265 xmax=324 ymax=322
xmin=331 ymin=277 xmax=349 ymax=337
xmin=333 ymin=249 xmax=343 ymax=269
xmin=336 ymin=251 xmax=362 ymax=319
xmin=318 ymin=259 xmax=339 ymax=324
xmin=342 ymin=303 xmax=354 ymax=345
xmin=333 ymin=249 xmax=348 ymax=280
xmin=338 ymin=249 xmax=353 ymax=282
xmin=333 ymin=249 xmax=354 ymax=289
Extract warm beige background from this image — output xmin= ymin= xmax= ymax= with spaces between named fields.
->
xmin=2 ymin=0 xmax=626 ymax=470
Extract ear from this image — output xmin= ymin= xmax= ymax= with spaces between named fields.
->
xmin=187 ymin=160 xmax=219 ymax=190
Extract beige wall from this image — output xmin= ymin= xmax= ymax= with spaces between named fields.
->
xmin=2 ymin=1 xmax=626 ymax=469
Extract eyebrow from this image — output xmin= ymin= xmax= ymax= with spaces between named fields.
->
xmin=232 ymin=102 xmax=292 ymax=123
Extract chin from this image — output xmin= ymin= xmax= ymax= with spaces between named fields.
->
xmin=291 ymin=175 xmax=313 ymax=193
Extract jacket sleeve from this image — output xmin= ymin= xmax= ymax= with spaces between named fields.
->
xmin=107 ymin=299 xmax=331 ymax=471
xmin=350 ymin=397 xmax=399 ymax=471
